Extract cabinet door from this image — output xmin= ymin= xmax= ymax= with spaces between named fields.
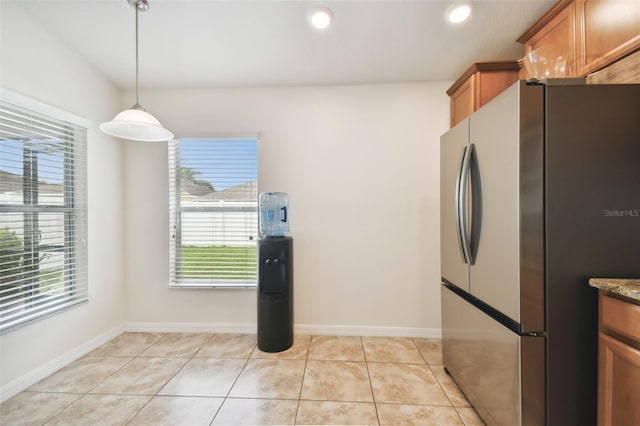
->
xmin=450 ymin=76 xmax=474 ymax=128
xmin=598 ymin=332 xmax=640 ymax=426
xmin=477 ymin=71 xmax=520 ymax=107
xmin=579 ymin=0 xmax=640 ymax=76
xmin=440 ymin=119 xmax=470 ymax=292
xmin=525 ymin=2 xmax=577 ymax=77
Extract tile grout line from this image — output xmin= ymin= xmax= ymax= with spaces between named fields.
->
xmin=427 ymin=363 xmax=465 ymax=414
xmin=414 ymin=337 xmax=469 ymax=425
xmin=121 ymin=332 xmax=216 ymax=425
xmin=39 ymin=352 xmax=134 ymax=425
xmin=124 ymin=332 xmax=187 ymax=425
xmin=410 ymin=337 xmax=430 ymax=365
xmin=361 ymin=336 xmax=382 ymax=426
xmin=51 ymin=332 xmax=167 ymax=425
xmin=208 ymin=334 xmax=253 ymax=425
xmin=453 ymin=406 xmax=474 ymax=426
xmin=293 ymin=336 xmax=311 ymax=425
xmin=39 ymin=392 xmax=82 ymax=426
xmin=148 ymin=332 xmax=259 ymax=425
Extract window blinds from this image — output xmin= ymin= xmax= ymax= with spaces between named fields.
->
xmin=169 ymin=139 xmax=258 ymax=287
xmin=0 ymin=95 xmax=88 ymax=333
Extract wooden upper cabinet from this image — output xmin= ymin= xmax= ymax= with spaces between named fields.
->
xmin=447 ymin=0 xmax=640 ymax=126
xmin=518 ymin=0 xmax=640 ymax=80
xmin=578 ymin=0 xmax=640 ymax=76
xmin=449 ymin=76 xmax=474 ymax=129
xmin=518 ymin=1 xmax=578 ymax=77
xmin=446 ymin=62 xmax=520 ymax=128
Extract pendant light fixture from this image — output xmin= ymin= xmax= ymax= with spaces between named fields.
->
xmin=100 ymin=0 xmax=174 ymax=142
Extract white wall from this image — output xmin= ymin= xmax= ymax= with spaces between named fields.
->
xmin=0 ymin=4 xmax=125 ymax=396
xmin=124 ymin=82 xmax=449 ymax=334
xmin=0 ymin=2 xmax=450 ymax=400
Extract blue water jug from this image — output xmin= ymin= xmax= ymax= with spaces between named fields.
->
xmin=259 ymin=192 xmax=289 ymax=236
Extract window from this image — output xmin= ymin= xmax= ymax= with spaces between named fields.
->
xmin=169 ymin=138 xmax=258 ymax=287
xmin=0 ymin=90 xmax=88 ymax=333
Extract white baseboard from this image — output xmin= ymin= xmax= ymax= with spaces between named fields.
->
xmin=0 ymin=324 xmax=124 ymax=403
xmin=124 ymin=322 xmax=257 ymax=334
xmin=294 ymin=324 xmax=442 ymax=339
xmin=125 ymin=322 xmax=441 ymax=339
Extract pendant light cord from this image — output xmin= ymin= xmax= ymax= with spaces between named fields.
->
xmin=135 ymin=7 xmax=140 ymax=108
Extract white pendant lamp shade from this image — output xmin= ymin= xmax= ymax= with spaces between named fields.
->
xmin=100 ymin=0 xmax=173 ymax=142
xmin=100 ymin=106 xmax=174 ymax=142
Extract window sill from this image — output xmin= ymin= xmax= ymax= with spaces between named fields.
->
xmin=169 ymin=282 xmax=257 ymax=290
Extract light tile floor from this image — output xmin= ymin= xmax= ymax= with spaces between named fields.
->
xmin=0 ymin=333 xmax=485 ymax=425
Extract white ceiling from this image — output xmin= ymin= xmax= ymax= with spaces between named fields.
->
xmin=10 ymin=0 xmax=554 ymax=89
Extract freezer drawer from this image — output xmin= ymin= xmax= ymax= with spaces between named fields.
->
xmin=442 ymin=285 xmax=545 ymax=425
xmin=442 ymin=285 xmax=521 ymax=426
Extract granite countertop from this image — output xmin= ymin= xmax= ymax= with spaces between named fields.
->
xmin=589 ymin=278 xmax=640 ymax=302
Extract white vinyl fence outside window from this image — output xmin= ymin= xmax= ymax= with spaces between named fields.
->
xmin=169 ymin=138 xmax=258 ymax=288
xmin=0 ymin=90 xmax=88 ymax=333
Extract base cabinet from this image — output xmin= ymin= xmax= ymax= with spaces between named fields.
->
xmin=598 ymin=293 xmax=640 ymax=426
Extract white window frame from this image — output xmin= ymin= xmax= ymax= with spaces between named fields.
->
xmin=0 ymin=88 xmax=88 ymax=333
xmin=168 ymin=137 xmax=258 ymax=288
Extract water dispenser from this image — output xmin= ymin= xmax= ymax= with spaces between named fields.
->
xmin=257 ymin=191 xmax=293 ymax=352
xmin=259 ymin=192 xmax=289 ymax=236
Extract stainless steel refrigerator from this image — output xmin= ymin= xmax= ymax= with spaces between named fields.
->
xmin=440 ymin=80 xmax=640 ymax=426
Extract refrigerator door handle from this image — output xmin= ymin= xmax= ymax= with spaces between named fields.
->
xmin=459 ymin=143 xmax=474 ymax=265
xmin=455 ymin=146 xmax=468 ymax=264
xmin=456 ymin=145 xmax=472 ymax=264
xmin=466 ymin=143 xmax=478 ymax=265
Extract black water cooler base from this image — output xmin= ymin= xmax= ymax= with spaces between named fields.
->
xmin=257 ymin=236 xmax=293 ymax=353
xmin=257 ymin=294 xmax=293 ymax=352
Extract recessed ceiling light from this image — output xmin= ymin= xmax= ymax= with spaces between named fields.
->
xmin=446 ymin=2 xmax=473 ymax=24
xmin=309 ymin=6 xmax=334 ymax=30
